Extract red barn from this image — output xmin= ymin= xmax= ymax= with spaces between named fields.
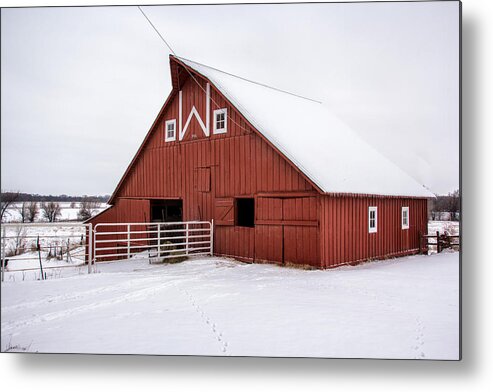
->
xmin=88 ymin=55 xmax=433 ymax=268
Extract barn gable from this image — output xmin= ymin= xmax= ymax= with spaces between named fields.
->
xmin=108 ymin=56 xmax=320 ymax=206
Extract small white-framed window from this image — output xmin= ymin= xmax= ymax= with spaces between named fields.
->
xmin=368 ymin=206 xmax=377 ymax=233
xmin=402 ymin=206 xmax=409 ymax=229
xmin=213 ymin=108 xmax=227 ymax=134
xmin=165 ymin=119 xmax=176 ymax=142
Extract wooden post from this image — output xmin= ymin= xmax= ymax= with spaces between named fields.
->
xmin=436 ymin=230 xmax=440 ymax=253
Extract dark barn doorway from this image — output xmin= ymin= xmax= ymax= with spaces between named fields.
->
xmin=150 ymin=200 xmax=183 ymax=222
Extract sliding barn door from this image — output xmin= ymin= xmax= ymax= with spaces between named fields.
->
xmin=282 ymin=197 xmax=319 ymax=266
xmin=255 ymin=198 xmax=284 ymax=264
xmin=255 ymin=196 xmax=319 ymax=266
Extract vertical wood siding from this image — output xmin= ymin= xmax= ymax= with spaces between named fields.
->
xmin=319 ymin=196 xmax=428 ymax=268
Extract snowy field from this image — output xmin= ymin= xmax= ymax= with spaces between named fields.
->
xmin=428 ymin=220 xmax=459 ymax=236
xmin=1 ymin=224 xmax=89 ymax=281
xmin=1 ymin=251 xmax=459 ymax=359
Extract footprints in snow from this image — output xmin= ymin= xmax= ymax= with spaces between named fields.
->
xmin=413 ymin=317 xmax=426 ymax=359
xmin=310 ymin=280 xmax=427 ymax=359
xmin=181 ymin=289 xmax=229 ymax=354
xmin=356 ymin=286 xmax=427 ymax=359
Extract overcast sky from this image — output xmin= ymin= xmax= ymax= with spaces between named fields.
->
xmin=1 ymin=1 xmax=459 ymax=196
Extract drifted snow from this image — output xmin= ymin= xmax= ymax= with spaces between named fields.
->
xmin=1 ymin=252 xmax=458 ymax=359
xmin=177 ymin=57 xmax=434 ymax=198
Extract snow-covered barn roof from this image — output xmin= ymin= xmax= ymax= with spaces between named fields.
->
xmin=176 ymin=56 xmax=434 ymax=198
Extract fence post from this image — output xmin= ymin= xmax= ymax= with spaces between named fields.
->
xmin=436 ymin=230 xmax=440 ymax=254
xmin=88 ymin=223 xmax=93 ymax=274
xmin=210 ymin=219 xmax=214 ymax=256
xmin=185 ymin=223 xmax=189 ymax=255
xmin=37 ymin=235 xmax=44 ymax=280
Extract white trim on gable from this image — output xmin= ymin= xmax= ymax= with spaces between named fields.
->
xmin=213 ymin=108 xmax=228 ymax=134
xmin=178 ymin=90 xmax=183 ymax=138
xmin=206 ymin=83 xmax=210 ymax=134
xmin=178 ymin=83 xmax=211 ymax=141
xmin=180 ymin=106 xmax=208 ymax=140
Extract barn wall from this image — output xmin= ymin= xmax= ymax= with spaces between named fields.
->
xmin=319 ymin=196 xmax=428 ymax=268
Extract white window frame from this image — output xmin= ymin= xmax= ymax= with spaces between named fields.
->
xmin=165 ymin=119 xmax=176 ymax=142
xmin=402 ymin=206 xmax=409 ymax=230
xmin=368 ymin=206 xmax=377 ymax=233
xmin=213 ymin=108 xmax=227 ymax=134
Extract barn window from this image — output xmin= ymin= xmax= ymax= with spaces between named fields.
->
xmin=368 ymin=206 xmax=377 ymax=233
xmin=165 ymin=119 xmax=176 ymax=142
xmin=402 ymin=206 xmax=409 ymax=229
xmin=236 ymin=198 xmax=255 ymax=227
xmin=213 ymin=108 xmax=227 ymax=134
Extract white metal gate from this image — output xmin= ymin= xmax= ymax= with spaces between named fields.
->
xmin=93 ymin=221 xmax=213 ymax=263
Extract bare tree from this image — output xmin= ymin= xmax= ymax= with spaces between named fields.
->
xmin=6 ymin=226 xmax=27 ymax=257
xmin=430 ymin=190 xmax=460 ymax=221
xmin=1 ymin=191 xmax=20 ymax=222
xmin=17 ymin=202 xmax=28 ymax=223
xmin=41 ymin=201 xmax=62 ymax=222
xmin=26 ymin=201 xmax=39 ymax=223
xmin=447 ymin=189 xmax=460 ymax=221
xmin=77 ymin=197 xmax=100 ymax=221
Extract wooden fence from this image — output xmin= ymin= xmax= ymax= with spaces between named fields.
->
xmin=420 ymin=231 xmax=460 ymax=254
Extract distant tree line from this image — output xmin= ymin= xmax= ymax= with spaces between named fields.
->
xmin=430 ymin=189 xmax=460 ymax=221
xmin=0 ymin=192 xmax=110 ymax=203
xmin=1 ymin=191 xmax=108 ymax=222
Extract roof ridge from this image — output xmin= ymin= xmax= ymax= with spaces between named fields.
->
xmin=174 ymin=55 xmax=323 ymax=104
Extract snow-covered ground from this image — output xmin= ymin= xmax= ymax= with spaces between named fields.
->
xmin=1 ymin=251 xmax=459 ymax=359
xmin=428 ymin=220 xmax=459 ymax=235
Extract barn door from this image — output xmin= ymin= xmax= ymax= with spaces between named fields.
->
xmin=254 ymin=198 xmax=283 ymax=264
xmin=282 ymin=197 xmax=319 ymax=266
xmin=255 ymin=196 xmax=319 ymax=266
